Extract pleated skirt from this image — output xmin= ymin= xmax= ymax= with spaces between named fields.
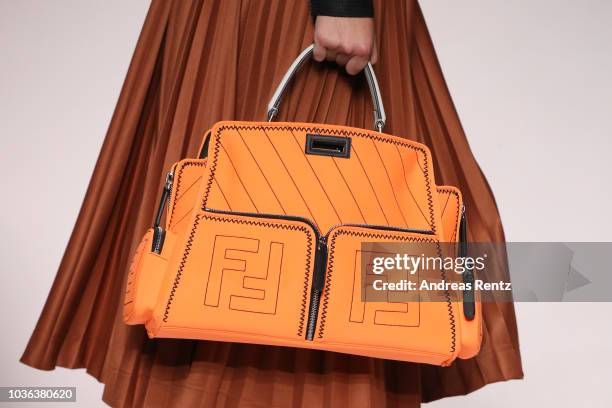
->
xmin=21 ymin=1 xmax=523 ymax=406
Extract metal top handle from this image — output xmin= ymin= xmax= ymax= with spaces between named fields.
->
xmin=267 ymin=44 xmax=387 ymax=132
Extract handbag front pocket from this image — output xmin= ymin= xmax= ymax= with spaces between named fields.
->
xmin=147 ymin=210 xmax=317 ymax=345
xmin=310 ymin=225 xmax=460 ymax=366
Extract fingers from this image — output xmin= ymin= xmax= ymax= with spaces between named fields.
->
xmin=313 ymin=42 xmax=326 ymax=62
xmin=313 ymin=16 xmax=377 ymax=74
xmin=336 ymin=53 xmax=349 ymax=66
xmin=346 ymin=55 xmax=369 ymax=75
xmin=370 ymin=42 xmax=378 ymax=65
xmin=325 ymin=49 xmax=338 ymax=62
xmin=314 ymin=42 xmax=375 ymax=74
xmin=341 ymin=42 xmax=372 ymax=75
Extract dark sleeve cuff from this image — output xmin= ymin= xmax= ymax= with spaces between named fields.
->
xmin=310 ymin=0 xmax=374 ymax=18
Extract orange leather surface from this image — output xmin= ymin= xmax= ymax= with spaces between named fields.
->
xmin=313 ymin=225 xmax=458 ymax=365
xmin=123 ymin=229 xmax=176 ymax=324
xmin=202 ymin=122 xmax=444 ymax=235
xmin=124 ymin=121 xmax=483 ymax=365
xmin=167 ymin=159 xmax=208 ymax=233
xmin=123 ymin=159 xmax=206 ymax=325
xmin=438 ymin=187 xmax=462 ymax=243
xmin=123 ymin=228 xmax=152 ymax=324
xmin=147 ymin=212 xmax=316 ymax=342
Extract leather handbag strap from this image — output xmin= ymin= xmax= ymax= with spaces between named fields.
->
xmin=267 ymin=44 xmax=387 ymax=132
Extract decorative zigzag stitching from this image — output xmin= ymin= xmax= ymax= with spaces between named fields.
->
xmin=422 ymin=156 xmax=457 ymax=353
xmin=200 ymin=123 xmax=431 ymax=211
xmin=162 ymin=214 xmax=201 ymax=322
xmin=317 ymin=236 xmax=335 ymax=339
xmin=197 ymin=215 xmax=313 ymax=335
xmin=421 ymin=153 xmax=437 ymax=235
xmin=298 ymin=231 xmax=313 ymax=337
xmin=317 ymin=229 xmax=457 ymax=355
xmin=198 ymin=123 xmax=457 ymax=354
xmin=201 ymin=134 xmax=221 ymax=209
xmin=438 ymin=187 xmax=461 ymax=242
xmin=168 ymin=160 xmax=207 ymax=227
xmin=199 ymin=214 xmax=311 ymax=232
xmin=317 ymin=229 xmax=436 ymax=339
xmin=161 ymin=213 xmax=314 ymax=333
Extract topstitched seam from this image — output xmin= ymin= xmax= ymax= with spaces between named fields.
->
xmin=261 ymin=128 xmax=318 ymax=227
xmin=317 ymin=228 xmax=456 ymax=354
xmin=371 ymin=140 xmax=409 ymax=227
xmin=351 ymin=144 xmax=390 ymax=224
xmin=395 ymin=144 xmax=431 ymax=226
xmin=290 ymin=129 xmax=343 ymax=225
xmin=317 ymin=229 xmax=437 ymax=339
xmin=437 ymin=187 xmax=461 ymax=243
xmin=236 ymin=128 xmax=287 ymax=214
xmin=161 ymin=213 xmax=314 ymax=338
xmin=201 ymin=124 xmax=434 ymax=211
xmin=330 ymin=156 xmax=367 ymax=223
xmin=168 ymin=161 xmax=206 ymax=227
xmin=420 ymin=156 xmax=456 ymax=353
xmin=199 ymin=123 xmax=456 ymax=353
xmin=219 ymin=143 xmax=259 ymax=212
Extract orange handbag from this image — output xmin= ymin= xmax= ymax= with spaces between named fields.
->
xmin=124 ymin=45 xmax=482 ymax=366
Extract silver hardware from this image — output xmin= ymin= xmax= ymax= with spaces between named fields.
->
xmin=267 ymin=44 xmax=387 ymax=132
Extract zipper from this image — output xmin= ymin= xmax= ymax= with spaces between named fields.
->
xmin=151 ymin=169 xmax=175 ymax=254
xmin=203 ymin=208 xmax=325 ymax=340
xmin=304 ymin=223 xmax=434 ymax=340
xmin=204 ymin=207 xmax=321 ymax=236
xmin=324 ymin=222 xmax=433 ymax=237
xmin=204 ymin=207 xmax=435 ymax=340
xmin=152 ymin=226 xmax=166 ymax=254
xmin=306 ymin=234 xmax=327 ymax=340
xmin=459 ymin=205 xmax=475 ymax=320
xmin=459 ymin=204 xmax=467 ymax=258
xmin=154 ymin=170 xmax=174 ymax=228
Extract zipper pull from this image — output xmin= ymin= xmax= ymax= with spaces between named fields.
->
xmin=164 ymin=171 xmax=174 ymax=192
xmin=312 ymin=236 xmax=328 ymax=292
xmin=306 ymin=235 xmax=328 ymax=340
xmin=154 ymin=171 xmax=174 ymax=228
xmin=459 ymin=205 xmax=467 ymax=258
xmin=459 ymin=205 xmax=475 ymax=320
xmin=152 ymin=227 xmax=166 ymax=254
xmin=151 ymin=170 xmax=174 ymax=254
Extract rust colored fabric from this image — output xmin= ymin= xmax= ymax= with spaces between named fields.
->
xmin=20 ymin=0 xmax=523 ymax=406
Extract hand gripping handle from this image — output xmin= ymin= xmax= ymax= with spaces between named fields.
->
xmin=266 ymin=44 xmax=386 ymax=132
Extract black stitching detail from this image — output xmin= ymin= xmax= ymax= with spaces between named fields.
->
xmin=201 ymin=132 xmax=221 ymax=209
xmin=421 ymin=153 xmax=437 ymax=234
xmin=438 ymin=187 xmax=461 ymax=242
xmin=299 ymin=230 xmax=313 ymax=337
xmin=201 ymin=124 xmax=433 ymax=212
xmin=422 ymin=159 xmax=456 ymax=352
xmin=318 ymin=229 xmax=436 ymax=339
xmin=168 ymin=160 xmax=206 ymax=227
xmin=163 ymin=215 xmax=201 ymax=323
xmin=161 ymin=213 xmax=314 ymax=337
xmin=199 ymin=123 xmax=456 ymax=353
xmin=317 ymin=228 xmax=456 ymax=354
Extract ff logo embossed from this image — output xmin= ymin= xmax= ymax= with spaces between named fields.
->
xmin=204 ymin=235 xmax=284 ymax=315
xmin=125 ymin=43 xmax=483 ymax=364
xmin=349 ymin=250 xmax=420 ymax=327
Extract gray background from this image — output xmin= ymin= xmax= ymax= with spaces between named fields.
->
xmin=0 ymin=0 xmax=611 ymax=406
